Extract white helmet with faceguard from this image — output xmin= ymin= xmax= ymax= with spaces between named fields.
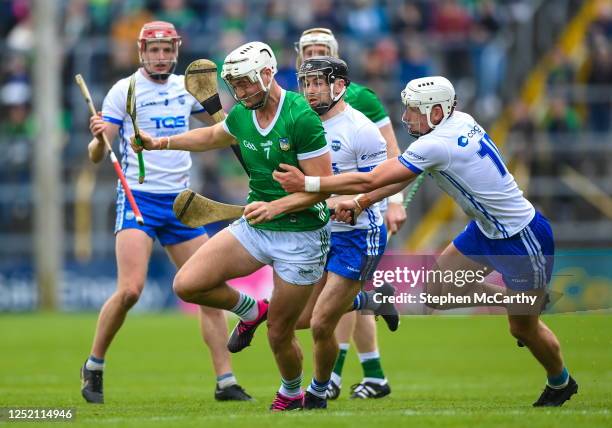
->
xmin=221 ymin=41 xmax=277 ymax=110
xmin=137 ymin=21 xmax=182 ymax=81
xmin=401 ymin=76 xmax=456 ymax=137
xmin=295 ymin=28 xmax=339 ymax=67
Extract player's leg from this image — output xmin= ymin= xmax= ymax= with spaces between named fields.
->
xmin=81 ymin=229 xmax=153 ymax=404
xmin=268 ymin=271 xmax=317 ymax=411
xmin=504 ymin=213 xmax=577 ymax=406
xmin=426 ymin=242 xmax=503 ymax=310
xmin=508 ymin=314 xmax=577 ymax=406
xmin=326 ymin=312 xmax=354 ymax=399
xmin=263 ymin=224 xmax=330 ymax=411
xmin=350 ymin=314 xmax=391 ymax=399
xmin=172 ymin=227 xmax=264 ymax=309
xmin=295 ymin=273 xmax=327 ymax=330
xmin=165 ymin=234 xmax=251 ymax=401
xmin=306 ymin=272 xmax=362 ymax=409
xmin=173 ymin=225 xmax=270 ymax=356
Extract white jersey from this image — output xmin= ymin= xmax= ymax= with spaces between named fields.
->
xmin=102 ymin=70 xmax=205 ymax=193
xmin=325 ymin=105 xmax=387 ymax=232
xmin=399 ymin=111 xmax=535 ymax=239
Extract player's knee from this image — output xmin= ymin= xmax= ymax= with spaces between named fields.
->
xmin=509 ymin=320 xmax=536 ymax=341
xmin=423 ymin=280 xmax=449 ymax=310
xmin=118 ymin=287 xmax=142 ymax=308
xmin=267 ymin=322 xmax=292 ymax=351
xmin=310 ymin=315 xmax=334 ymax=342
xmin=173 ymin=270 xmax=195 ymax=302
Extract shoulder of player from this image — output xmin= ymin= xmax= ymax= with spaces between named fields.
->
xmin=430 ymin=110 xmax=476 ymax=139
xmin=283 ymin=90 xmax=309 ymax=110
xmin=108 ymin=75 xmax=132 ymax=95
xmin=346 ymin=107 xmax=380 ymax=137
xmin=284 ymin=91 xmax=319 ymax=120
xmin=347 ymin=81 xmax=380 ymax=101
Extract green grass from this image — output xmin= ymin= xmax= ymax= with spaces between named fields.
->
xmin=0 ymin=313 xmax=610 ymax=427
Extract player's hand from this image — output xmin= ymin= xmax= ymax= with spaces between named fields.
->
xmin=89 ymin=111 xmax=106 ymax=142
xmin=333 ymin=199 xmax=362 ymax=224
xmin=272 ymin=163 xmax=305 ymax=192
xmin=244 ymin=201 xmax=280 ymax=224
xmin=131 ymin=130 xmax=159 ymax=152
xmin=385 ymin=202 xmax=407 ymax=234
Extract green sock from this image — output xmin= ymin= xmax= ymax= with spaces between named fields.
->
xmin=332 ymin=343 xmax=350 ymax=376
xmin=359 ymin=351 xmax=385 ymax=379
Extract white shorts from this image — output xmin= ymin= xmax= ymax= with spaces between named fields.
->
xmin=229 ymin=217 xmax=331 ymax=285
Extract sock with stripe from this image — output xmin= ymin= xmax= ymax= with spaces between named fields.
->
xmin=279 ymin=374 xmax=303 ymax=398
xmin=307 ymin=377 xmax=330 ymax=399
xmin=359 ymin=351 xmax=386 ymax=383
xmin=331 ymin=343 xmax=350 ymax=384
xmin=230 ymin=292 xmax=258 ymax=321
xmin=216 ymin=372 xmax=237 ymax=389
xmin=85 ymin=355 xmax=105 ymax=371
xmin=352 ymin=291 xmax=381 ymax=311
xmin=547 ymin=367 xmax=570 ymax=389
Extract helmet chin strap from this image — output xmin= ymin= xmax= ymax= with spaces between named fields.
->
xmin=313 ymin=82 xmax=346 ymax=115
xmin=142 ymin=59 xmax=177 ymax=82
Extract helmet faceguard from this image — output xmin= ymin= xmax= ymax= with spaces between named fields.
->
xmin=401 ymin=76 xmax=456 ymax=137
xmin=298 ymin=56 xmax=349 ymax=115
xmin=137 ymin=21 xmax=182 ymax=81
xmin=295 ymin=28 xmax=339 ymax=68
xmin=221 ymin=41 xmax=277 ymax=110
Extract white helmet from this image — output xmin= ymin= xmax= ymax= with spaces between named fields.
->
xmin=401 ymin=76 xmax=456 ymax=132
xmin=295 ymin=28 xmax=339 ymax=67
xmin=221 ymin=41 xmax=277 ymax=109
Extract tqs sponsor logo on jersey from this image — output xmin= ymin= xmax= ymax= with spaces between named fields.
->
xmin=331 ymin=140 xmax=341 ymax=151
xmin=242 ymin=140 xmax=257 ymax=151
xmin=279 ymin=137 xmax=290 ymax=151
xmin=150 ymin=116 xmax=186 ymax=129
xmin=360 ymin=150 xmax=386 ymax=161
xmin=405 ymin=150 xmax=426 ymax=161
xmin=458 ymin=136 xmax=468 ymax=147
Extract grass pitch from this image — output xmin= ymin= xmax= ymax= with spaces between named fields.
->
xmin=0 ymin=313 xmax=610 ymax=427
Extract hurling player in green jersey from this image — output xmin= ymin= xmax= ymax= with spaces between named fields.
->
xmin=133 ymin=41 xmax=332 ymax=411
xmin=294 ymin=27 xmax=406 ymax=399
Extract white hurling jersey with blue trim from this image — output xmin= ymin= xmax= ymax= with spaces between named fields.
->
xmin=399 ymin=111 xmax=535 ymax=239
xmin=102 ymin=70 xmax=205 ymax=193
xmin=326 ymin=104 xmax=387 ymax=232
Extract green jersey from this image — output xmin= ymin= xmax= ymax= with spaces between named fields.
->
xmin=345 ymin=82 xmax=390 ymax=127
xmin=223 ymin=90 xmax=330 ymax=232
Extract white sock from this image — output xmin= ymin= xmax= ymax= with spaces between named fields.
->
xmin=358 ymin=350 xmax=380 ymax=363
xmin=279 ymin=374 xmax=302 ymax=398
xmin=230 ymin=293 xmax=259 ymax=321
xmin=217 ymin=373 xmax=237 ymax=389
xmin=330 ymin=372 xmax=342 ymax=386
xmin=85 ymin=356 xmax=105 ymax=371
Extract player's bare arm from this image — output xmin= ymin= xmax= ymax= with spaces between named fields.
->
xmin=379 ymin=123 xmax=400 ymax=158
xmin=334 ymin=179 xmax=413 ymax=225
xmin=88 ymin=112 xmax=118 ymax=163
xmin=273 ymin=156 xmax=414 ymax=195
xmin=245 ymin=152 xmax=333 ymax=224
xmin=131 ymin=121 xmax=235 ymax=153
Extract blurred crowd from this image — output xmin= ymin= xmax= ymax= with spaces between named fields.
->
xmin=0 ymin=0 xmax=610 ymax=241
